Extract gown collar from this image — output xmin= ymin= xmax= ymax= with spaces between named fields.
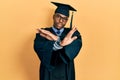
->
xmin=52 ymin=26 xmax=64 ymax=36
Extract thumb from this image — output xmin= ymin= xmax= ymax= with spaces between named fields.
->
xmin=72 ymin=36 xmax=77 ymax=41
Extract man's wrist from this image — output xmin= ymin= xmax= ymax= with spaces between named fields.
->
xmin=53 ymin=37 xmax=63 ymax=51
xmin=59 ymin=41 xmax=64 ymax=47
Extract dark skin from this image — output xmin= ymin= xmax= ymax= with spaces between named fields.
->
xmin=37 ymin=13 xmax=77 ymax=47
xmin=53 ymin=13 xmax=68 ymax=29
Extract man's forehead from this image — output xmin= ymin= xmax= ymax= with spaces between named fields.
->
xmin=55 ymin=13 xmax=69 ymax=18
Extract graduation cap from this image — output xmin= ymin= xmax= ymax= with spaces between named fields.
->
xmin=51 ymin=2 xmax=77 ymax=29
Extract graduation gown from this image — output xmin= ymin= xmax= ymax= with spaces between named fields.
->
xmin=34 ymin=27 xmax=82 ymax=80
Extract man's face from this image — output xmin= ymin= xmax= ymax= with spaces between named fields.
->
xmin=53 ymin=13 xmax=68 ymax=29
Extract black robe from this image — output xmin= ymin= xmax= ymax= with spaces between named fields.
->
xmin=34 ymin=27 xmax=82 ymax=80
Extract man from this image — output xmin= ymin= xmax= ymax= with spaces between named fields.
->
xmin=34 ymin=2 xmax=82 ymax=80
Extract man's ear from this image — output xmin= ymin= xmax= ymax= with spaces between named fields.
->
xmin=53 ymin=14 xmax=55 ymax=19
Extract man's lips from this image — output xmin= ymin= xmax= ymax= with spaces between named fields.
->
xmin=57 ymin=23 xmax=62 ymax=26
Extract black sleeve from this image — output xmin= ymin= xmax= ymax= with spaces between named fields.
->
xmin=59 ymin=31 xmax=82 ymax=63
xmin=34 ymin=33 xmax=55 ymax=70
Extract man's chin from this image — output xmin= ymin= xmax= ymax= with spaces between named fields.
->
xmin=54 ymin=24 xmax=65 ymax=29
xmin=57 ymin=26 xmax=64 ymax=29
xmin=55 ymin=25 xmax=64 ymax=29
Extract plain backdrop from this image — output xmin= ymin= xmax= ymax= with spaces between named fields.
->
xmin=0 ymin=0 xmax=120 ymax=80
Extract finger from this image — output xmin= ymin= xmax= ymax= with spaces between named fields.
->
xmin=72 ymin=36 xmax=77 ymax=41
xmin=36 ymin=28 xmax=41 ymax=33
xmin=40 ymin=29 xmax=51 ymax=35
xmin=37 ymin=28 xmax=43 ymax=33
xmin=72 ymin=26 xmax=76 ymax=30
xmin=40 ymin=33 xmax=46 ymax=37
xmin=37 ymin=29 xmax=49 ymax=36
xmin=71 ymin=27 xmax=77 ymax=33
xmin=40 ymin=33 xmax=53 ymax=40
xmin=36 ymin=29 xmax=39 ymax=33
xmin=68 ymin=27 xmax=77 ymax=37
xmin=41 ymin=29 xmax=56 ymax=37
xmin=39 ymin=29 xmax=54 ymax=37
xmin=72 ymin=26 xmax=77 ymax=32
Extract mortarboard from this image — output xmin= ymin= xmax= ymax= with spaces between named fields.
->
xmin=51 ymin=2 xmax=77 ymax=29
xmin=51 ymin=2 xmax=76 ymax=17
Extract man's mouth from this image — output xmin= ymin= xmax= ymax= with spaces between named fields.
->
xmin=57 ymin=23 xmax=62 ymax=26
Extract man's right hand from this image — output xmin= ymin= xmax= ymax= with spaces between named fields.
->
xmin=37 ymin=28 xmax=58 ymax=41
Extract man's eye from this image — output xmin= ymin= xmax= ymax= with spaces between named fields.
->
xmin=56 ymin=15 xmax=61 ymax=18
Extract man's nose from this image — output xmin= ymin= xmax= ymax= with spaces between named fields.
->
xmin=59 ymin=18 xmax=63 ymax=22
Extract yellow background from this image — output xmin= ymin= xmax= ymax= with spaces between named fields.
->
xmin=0 ymin=0 xmax=120 ymax=80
